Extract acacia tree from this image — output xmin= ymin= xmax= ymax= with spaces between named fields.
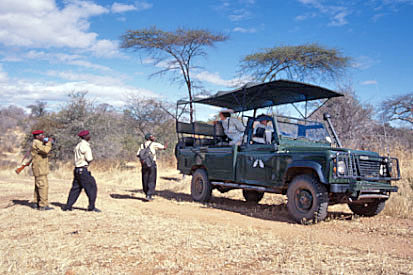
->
xmin=121 ymin=26 xmax=228 ymax=122
xmin=240 ymin=44 xmax=351 ymax=82
xmin=381 ymin=93 xmax=413 ymax=127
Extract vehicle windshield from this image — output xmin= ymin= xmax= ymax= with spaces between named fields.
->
xmin=277 ymin=116 xmax=331 ymax=143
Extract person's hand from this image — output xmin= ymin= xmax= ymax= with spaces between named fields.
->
xmin=48 ymin=137 xmax=54 ymax=143
xmin=164 ymin=143 xmax=168 ymax=150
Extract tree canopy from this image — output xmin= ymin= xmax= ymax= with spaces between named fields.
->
xmin=240 ymin=44 xmax=351 ymax=83
xmin=120 ymin=26 xmax=228 ymax=122
xmin=380 ymin=93 xmax=413 ymax=127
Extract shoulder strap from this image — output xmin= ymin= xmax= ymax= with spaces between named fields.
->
xmin=144 ymin=141 xmax=153 ymax=149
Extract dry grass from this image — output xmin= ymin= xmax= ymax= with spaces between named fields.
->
xmin=0 ymin=143 xmax=412 ymax=274
xmin=1 ymin=161 xmax=412 ymax=274
xmin=381 ymin=149 xmax=413 ymax=219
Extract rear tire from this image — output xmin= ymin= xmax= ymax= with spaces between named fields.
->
xmin=191 ymin=169 xmax=212 ymax=202
xmin=242 ymin=190 xmax=264 ymax=203
xmin=287 ymin=174 xmax=329 ymax=223
xmin=348 ymin=200 xmax=385 ymax=217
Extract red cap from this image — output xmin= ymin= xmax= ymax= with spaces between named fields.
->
xmin=78 ymin=130 xmax=90 ymax=137
xmin=32 ymin=130 xmax=44 ymax=135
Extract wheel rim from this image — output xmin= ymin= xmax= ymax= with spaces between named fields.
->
xmin=194 ymin=177 xmax=204 ymax=196
xmin=295 ymin=189 xmax=313 ymax=212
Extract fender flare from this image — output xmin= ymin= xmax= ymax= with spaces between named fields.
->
xmin=285 ymin=160 xmax=328 ymax=184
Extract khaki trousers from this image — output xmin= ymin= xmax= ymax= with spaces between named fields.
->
xmin=34 ymin=175 xmax=49 ymax=207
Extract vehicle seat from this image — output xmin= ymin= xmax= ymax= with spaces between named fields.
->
xmin=214 ymin=121 xmax=230 ymax=145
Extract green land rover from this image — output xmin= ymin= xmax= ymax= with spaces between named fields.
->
xmin=175 ymin=80 xmax=400 ymax=223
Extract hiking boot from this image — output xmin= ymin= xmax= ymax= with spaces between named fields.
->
xmin=88 ymin=208 xmax=101 ymax=213
xmin=62 ymin=206 xmax=72 ymax=211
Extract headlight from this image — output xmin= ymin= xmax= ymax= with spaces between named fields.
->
xmin=337 ymin=160 xmax=346 ymax=175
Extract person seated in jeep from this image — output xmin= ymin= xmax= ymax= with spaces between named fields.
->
xmin=252 ymin=114 xmax=274 ymax=144
xmin=218 ymin=108 xmax=245 ymax=145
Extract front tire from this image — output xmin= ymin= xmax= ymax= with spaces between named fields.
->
xmin=287 ymin=174 xmax=329 ymax=223
xmin=191 ymin=169 xmax=212 ymax=202
xmin=348 ymin=200 xmax=385 ymax=217
xmin=242 ymin=190 xmax=264 ymax=203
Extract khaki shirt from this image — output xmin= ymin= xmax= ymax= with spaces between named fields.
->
xmin=31 ymin=139 xmax=52 ymax=176
xmin=74 ymin=139 xmax=93 ymax=167
xmin=137 ymin=141 xmax=165 ymax=162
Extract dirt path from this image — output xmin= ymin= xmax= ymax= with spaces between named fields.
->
xmin=0 ymin=168 xmax=412 ymax=274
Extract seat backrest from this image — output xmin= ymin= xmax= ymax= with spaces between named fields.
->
xmin=176 ymin=121 xmax=194 ymax=134
xmin=193 ymin=122 xmax=215 ymax=136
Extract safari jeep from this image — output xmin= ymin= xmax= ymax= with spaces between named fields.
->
xmin=175 ymin=80 xmax=400 ymax=223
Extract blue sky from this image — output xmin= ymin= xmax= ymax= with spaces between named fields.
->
xmin=0 ymin=0 xmax=412 ymax=112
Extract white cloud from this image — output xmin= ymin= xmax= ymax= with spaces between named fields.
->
xmin=361 ymin=80 xmax=377 ymax=85
xmin=46 ymin=70 xmax=125 ymax=86
xmin=233 ymin=27 xmax=257 ymax=33
xmin=0 ymin=64 xmax=8 ymax=82
xmin=6 ymin=50 xmax=111 ymax=71
xmin=229 ymin=9 xmax=252 ymax=21
xmin=0 ymin=0 xmax=120 ymax=57
xmin=0 ymin=76 xmax=156 ymax=107
xmin=111 ymin=2 xmax=137 ymax=13
xmin=111 ymin=1 xmax=153 ymax=13
xmin=193 ymin=71 xmax=248 ymax=87
xmin=297 ymin=0 xmax=351 ymax=26
xmin=89 ymin=39 xmax=120 ymax=58
xmin=135 ymin=1 xmax=153 ymax=11
xmin=352 ymin=56 xmax=379 ymax=70
xmin=328 ymin=10 xmax=349 ymax=26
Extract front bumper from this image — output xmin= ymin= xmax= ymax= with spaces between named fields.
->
xmin=330 ymin=181 xmax=398 ymax=200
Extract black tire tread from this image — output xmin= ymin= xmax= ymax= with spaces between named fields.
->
xmin=191 ymin=169 xmax=212 ymax=202
xmin=287 ymin=174 xmax=329 ymax=223
xmin=348 ymin=200 xmax=386 ymax=217
xmin=242 ymin=190 xmax=264 ymax=203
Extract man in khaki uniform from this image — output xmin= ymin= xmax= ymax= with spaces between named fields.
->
xmin=31 ymin=130 xmax=53 ymax=211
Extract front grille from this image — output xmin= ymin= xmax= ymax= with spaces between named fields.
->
xmin=356 ymin=158 xmax=380 ymax=178
xmin=334 ymin=152 xmax=401 ymax=181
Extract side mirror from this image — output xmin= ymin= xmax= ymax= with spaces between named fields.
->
xmin=323 ymin=113 xmax=331 ymax=121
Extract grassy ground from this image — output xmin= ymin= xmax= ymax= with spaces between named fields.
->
xmin=0 ymin=161 xmax=412 ymax=274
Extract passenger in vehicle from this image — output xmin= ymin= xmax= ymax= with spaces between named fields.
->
xmin=218 ymin=108 xmax=245 ymax=145
xmin=252 ymin=114 xmax=274 ymax=144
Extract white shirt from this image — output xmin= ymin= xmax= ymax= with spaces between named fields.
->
xmin=137 ymin=141 xmax=165 ymax=162
xmin=74 ymin=139 xmax=93 ymax=167
xmin=252 ymin=123 xmax=274 ymax=144
xmin=221 ymin=117 xmax=246 ymax=145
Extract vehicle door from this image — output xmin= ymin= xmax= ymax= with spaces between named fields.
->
xmin=236 ymin=144 xmax=279 ymax=186
xmin=205 ymin=146 xmax=234 ymax=181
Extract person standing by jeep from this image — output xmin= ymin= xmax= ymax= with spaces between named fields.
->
xmin=63 ymin=130 xmax=100 ymax=212
xmin=31 ymin=130 xmax=53 ymax=210
xmin=137 ymin=133 xmax=167 ymax=201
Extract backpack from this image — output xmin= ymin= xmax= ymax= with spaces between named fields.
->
xmin=138 ymin=142 xmax=154 ymax=167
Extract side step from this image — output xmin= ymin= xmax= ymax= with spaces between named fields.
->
xmin=210 ymin=181 xmax=280 ymax=193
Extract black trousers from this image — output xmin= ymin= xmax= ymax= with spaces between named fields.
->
xmin=141 ymin=164 xmax=157 ymax=196
xmin=66 ymin=167 xmax=97 ymax=210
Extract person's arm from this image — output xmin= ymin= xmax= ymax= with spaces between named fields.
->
xmin=153 ymin=142 xmax=166 ymax=150
xmin=33 ymin=140 xmax=52 ymax=156
xmin=234 ymin=118 xmax=246 ymax=132
xmin=80 ymin=143 xmax=93 ymax=164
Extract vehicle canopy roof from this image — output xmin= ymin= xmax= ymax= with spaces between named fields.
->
xmin=178 ymin=80 xmax=343 ymax=112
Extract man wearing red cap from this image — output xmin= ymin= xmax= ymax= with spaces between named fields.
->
xmin=31 ymin=130 xmax=54 ymax=210
xmin=63 ymin=130 xmax=100 ymax=212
